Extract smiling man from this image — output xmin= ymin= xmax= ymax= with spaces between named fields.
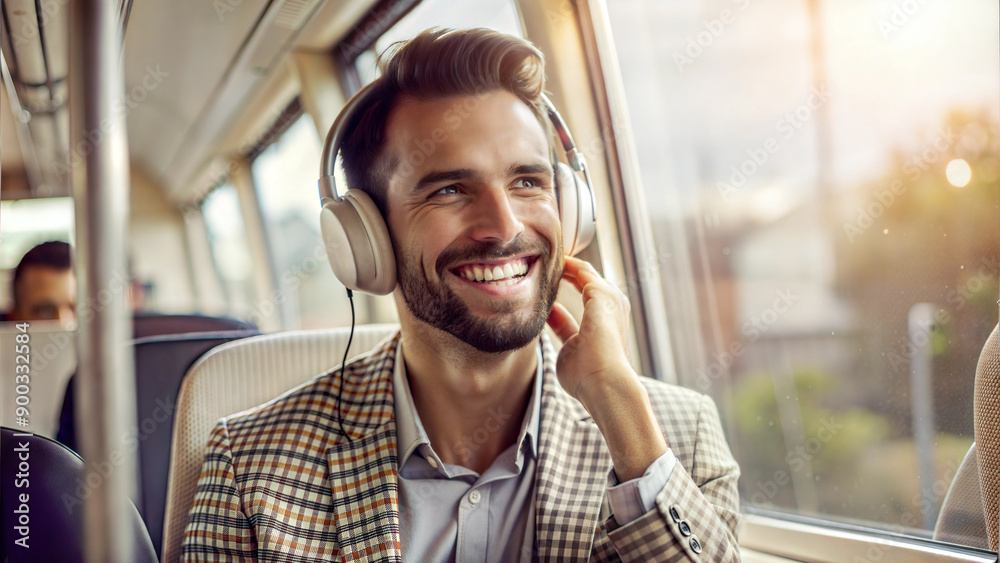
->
xmin=183 ymin=28 xmax=740 ymax=562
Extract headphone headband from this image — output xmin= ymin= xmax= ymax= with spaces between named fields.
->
xmin=318 ymin=82 xmax=377 ymax=204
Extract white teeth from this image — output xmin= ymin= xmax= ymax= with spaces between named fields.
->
xmin=457 ymin=258 xmax=531 ymax=284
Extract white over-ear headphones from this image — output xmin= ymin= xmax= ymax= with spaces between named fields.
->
xmin=317 ymin=84 xmax=597 ymax=295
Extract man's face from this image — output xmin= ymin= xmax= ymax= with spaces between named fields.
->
xmin=383 ymin=90 xmax=564 ymax=353
xmin=11 ymin=266 xmax=77 ymax=328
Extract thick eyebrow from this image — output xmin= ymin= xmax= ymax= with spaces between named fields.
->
xmin=412 ymin=168 xmax=481 ymax=194
xmin=507 ymin=162 xmax=554 ymax=178
xmin=411 ymin=163 xmax=554 ymax=194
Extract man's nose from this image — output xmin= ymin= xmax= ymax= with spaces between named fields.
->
xmin=467 ymin=188 xmax=524 ymax=243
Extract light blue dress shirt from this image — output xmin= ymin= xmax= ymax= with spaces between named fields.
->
xmin=392 ymin=339 xmax=676 ymax=562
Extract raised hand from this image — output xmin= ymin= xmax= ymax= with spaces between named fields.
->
xmin=546 ymin=256 xmax=633 ymax=403
xmin=546 ymin=256 xmax=667 ymax=481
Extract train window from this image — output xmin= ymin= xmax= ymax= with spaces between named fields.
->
xmin=251 ymin=113 xmax=354 ymax=329
xmin=353 ymin=0 xmax=523 ymax=85
xmin=607 ymin=0 xmax=998 ymax=549
xmin=201 ymin=184 xmax=257 ymax=318
xmin=0 ymin=197 xmax=75 ymax=311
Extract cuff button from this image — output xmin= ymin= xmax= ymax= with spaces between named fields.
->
xmin=689 ymin=537 xmax=702 ymax=554
xmin=669 ymin=506 xmax=681 ymax=522
xmin=679 ymin=521 xmax=692 ymax=536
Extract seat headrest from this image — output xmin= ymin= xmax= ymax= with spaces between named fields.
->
xmin=973 ymin=323 xmax=1000 ymax=551
xmin=0 ymin=427 xmax=157 ymax=562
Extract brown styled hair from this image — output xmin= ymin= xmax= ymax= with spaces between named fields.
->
xmin=339 ymin=27 xmax=547 ymax=217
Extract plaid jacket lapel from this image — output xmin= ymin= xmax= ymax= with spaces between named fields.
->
xmin=534 ymin=333 xmax=613 ymax=562
xmin=326 ymin=333 xmax=403 ymax=563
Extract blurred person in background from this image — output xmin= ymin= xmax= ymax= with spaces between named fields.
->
xmin=5 ymin=240 xmax=76 ymax=329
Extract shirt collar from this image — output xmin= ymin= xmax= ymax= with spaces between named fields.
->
xmin=392 ymin=339 xmax=544 ymax=474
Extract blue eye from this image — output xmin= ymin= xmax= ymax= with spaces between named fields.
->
xmin=513 ymin=178 xmax=541 ymax=189
xmin=433 ymin=185 xmax=461 ymax=197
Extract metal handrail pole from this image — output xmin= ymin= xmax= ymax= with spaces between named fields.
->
xmin=68 ymin=0 xmax=138 ymax=561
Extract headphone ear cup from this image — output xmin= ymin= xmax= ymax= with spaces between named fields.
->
xmin=555 ymin=162 xmax=596 ymax=256
xmin=320 ymin=189 xmax=397 ymax=295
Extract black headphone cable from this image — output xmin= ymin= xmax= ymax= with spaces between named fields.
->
xmin=336 ymin=288 xmax=355 ymax=444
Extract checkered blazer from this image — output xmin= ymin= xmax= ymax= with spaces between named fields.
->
xmin=182 ymin=331 xmax=741 ymax=562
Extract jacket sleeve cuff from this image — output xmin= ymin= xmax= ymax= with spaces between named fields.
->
xmin=607 ymin=448 xmax=677 ymax=524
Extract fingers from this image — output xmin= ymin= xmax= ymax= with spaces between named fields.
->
xmin=561 ymin=256 xmax=602 ymax=292
xmin=562 ymin=257 xmax=631 ymax=311
xmin=547 ymin=302 xmax=579 ymax=343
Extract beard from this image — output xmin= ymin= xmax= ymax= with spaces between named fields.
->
xmin=394 ymin=233 xmax=563 ymax=354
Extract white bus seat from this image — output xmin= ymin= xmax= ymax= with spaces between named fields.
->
xmin=974 ymin=322 xmax=1000 ymax=551
xmin=159 ymin=323 xmax=400 ymax=562
xmin=933 ymin=442 xmax=988 ymax=549
xmin=0 ymin=323 xmax=76 ymax=438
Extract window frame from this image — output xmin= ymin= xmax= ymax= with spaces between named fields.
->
xmin=334 ymin=0 xmax=424 ymax=96
xmin=742 ymin=511 xmax=996 ymax=562
xmin=565 ymin=0 xmax=678 ymax=385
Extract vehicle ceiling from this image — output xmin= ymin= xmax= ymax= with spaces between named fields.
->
xmin=1 ymin=0 xmax=379 ymax=203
